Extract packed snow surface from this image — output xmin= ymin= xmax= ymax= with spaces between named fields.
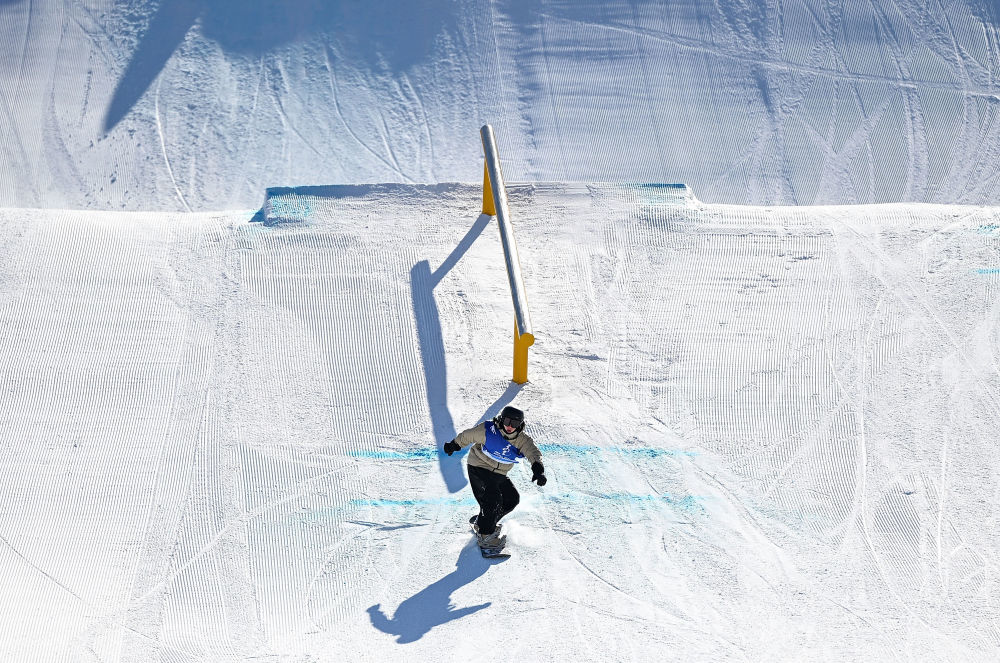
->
xmin=2 ymin=0 xmax=1000 ymax=660
xmin=1 ymin=0 xmax=1000 ymax=210
xmin=1 ymin=184 xmax=999 ymax=660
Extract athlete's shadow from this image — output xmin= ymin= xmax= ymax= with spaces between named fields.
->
xmin=367 ymin=541 xmax=505 ymax=643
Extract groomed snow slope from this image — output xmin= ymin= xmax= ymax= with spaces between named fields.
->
xmin=1 ymin=0 xmax=1000 ymax=210
xmin=1 ymin=184 xmax=999 ymax=661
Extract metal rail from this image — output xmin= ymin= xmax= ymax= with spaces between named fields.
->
xmin=480 ymin=124 xmax=534 ymax=383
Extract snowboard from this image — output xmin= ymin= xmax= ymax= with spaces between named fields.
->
xmin=480 ymin=545 xmax=510 ymax=559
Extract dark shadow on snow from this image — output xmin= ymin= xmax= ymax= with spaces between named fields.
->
xmin=481 ymin=382 xmax=523 ymax=423
xmin=969 ymin=0 xmax=1000 ymax=25
xmin=411 ymin=260 xmax=460 ymax=489
xmin=411 ymin=213 xmax=492 ymax=493
xmin=103 ymin=0 xmax=454 ymax=131
xmin=103 ymin=0 xmax=200 ymax=131
xmin=367 ymin=541 xmax=503 ymax=643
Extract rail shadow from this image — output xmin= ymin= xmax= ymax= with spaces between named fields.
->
xmin=411 ymin=213 xmax=493 ymax=493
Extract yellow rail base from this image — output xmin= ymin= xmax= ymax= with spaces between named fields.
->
xmin=513 ymin=322 xmax=535 ymax=384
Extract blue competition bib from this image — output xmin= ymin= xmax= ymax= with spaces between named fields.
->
xmin=481 ymin=422 xmax=524 ymax=464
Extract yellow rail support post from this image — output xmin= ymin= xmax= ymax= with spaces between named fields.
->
xmin=480 ymin=124 xmax=534 ymax=384
xmin=513 ymin=321 xmax=534 ymax=384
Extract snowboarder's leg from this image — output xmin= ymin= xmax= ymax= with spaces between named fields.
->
xmin=496 ymin=476 xmax=520 ymax=523
xmin=467 ymin=465 xmax=504 ymax=535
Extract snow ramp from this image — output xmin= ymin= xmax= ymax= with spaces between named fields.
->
xmin=1 ymin=184 xmax=999 ymax=661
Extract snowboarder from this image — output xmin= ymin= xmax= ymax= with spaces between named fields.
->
xmin=443 ymin=405 xmax=546 ymax=556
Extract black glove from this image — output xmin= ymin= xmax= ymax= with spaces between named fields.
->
xmin=531 ymin=461 xmax=547 ymax=486
xmin=443 ymin=440 xmax=461 ymax=456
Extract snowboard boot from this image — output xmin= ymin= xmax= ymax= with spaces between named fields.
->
xmin=476 ymin=528 xmax=506 ymax=550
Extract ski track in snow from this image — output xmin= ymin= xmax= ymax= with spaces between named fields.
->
xmin=154 ymin=76 xmax=190 ymax=213
xmin=1 ymin=185 xmax=998 ymax=660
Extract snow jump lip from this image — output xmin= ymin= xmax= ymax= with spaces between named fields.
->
xmin=254 ymin=182 xmax=697 ymax=226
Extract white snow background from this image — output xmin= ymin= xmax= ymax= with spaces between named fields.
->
xmin=0 ymin=1 xmax=999 ymax=662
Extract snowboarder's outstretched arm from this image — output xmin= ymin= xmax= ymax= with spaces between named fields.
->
xmin=442 ymin=425 xmax=483 ymax=455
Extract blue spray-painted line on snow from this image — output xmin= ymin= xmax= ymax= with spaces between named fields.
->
xmin=543 ymin=491 xmax=704 ymax=512
xmin=299 ymin=496 xmax=476 ymax=523
xmin=300 ymin=491 xmax=704 ymax=523
xmin=352 ymin=448 xmax=440 ymax=460
xmin=540 ymin=443 xmax=697 ymax=458
xmin=976 ymin=224 xmax=1000 ymax=233
xmin=348 ymin=493 xmax=701 ymax=509
xmin=974 ymin=268 xmax=1000 ymax=274
xmin=348 ymin=443 xmax=697 ymax=461
xmin=351 ymin=496 xmax=478 ymax=508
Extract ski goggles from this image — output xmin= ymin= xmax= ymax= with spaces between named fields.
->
xmin=500 ymin=416 xmax=522 ymax=429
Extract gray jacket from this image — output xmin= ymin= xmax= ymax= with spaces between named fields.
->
xmin=454 ymin=420 xmax=542 ymax=477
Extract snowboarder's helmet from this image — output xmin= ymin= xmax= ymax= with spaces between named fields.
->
xmin=497 ymin=406 xmax=525 ymax=433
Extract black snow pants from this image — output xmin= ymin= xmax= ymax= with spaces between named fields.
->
xmin=467 ymin=464 xmax=520 ymax=536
